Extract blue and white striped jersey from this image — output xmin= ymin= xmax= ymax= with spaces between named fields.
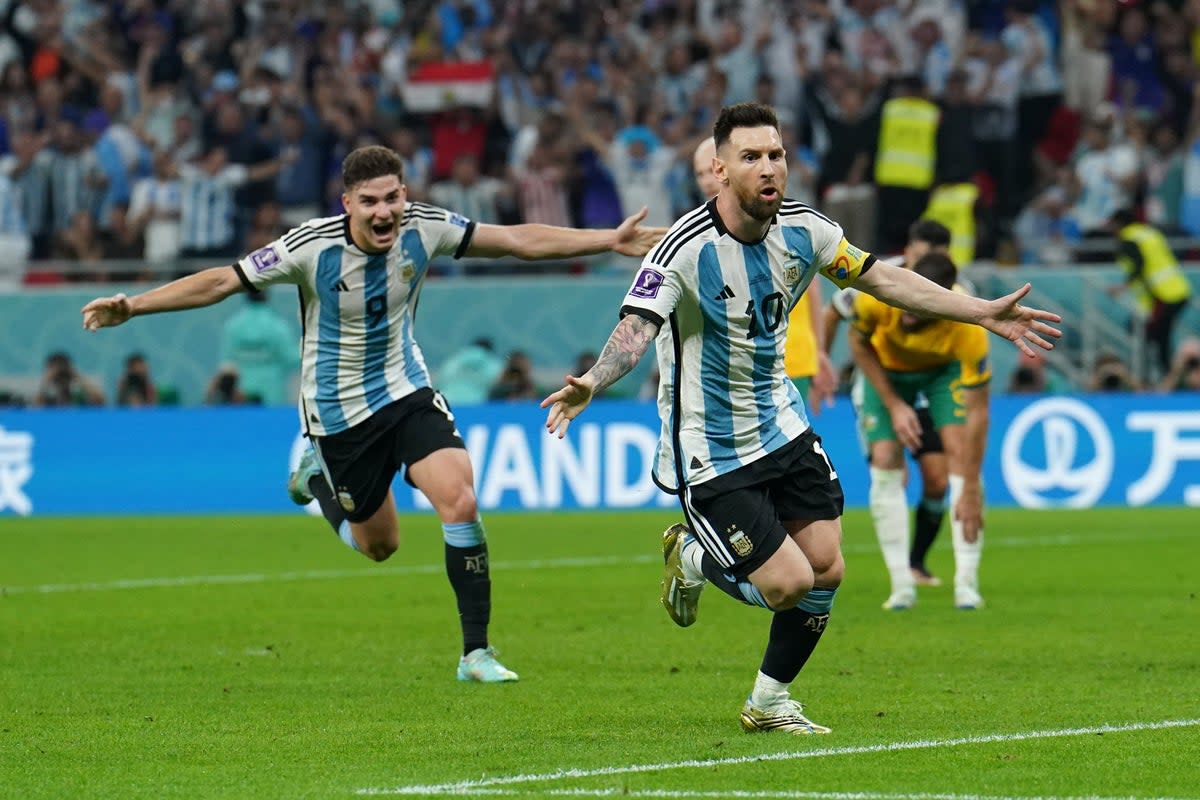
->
xmin=621 ymin=198 xmax=873 ymax=492
xmin=179 ymin=164 xmax=247 ymax=251
xmin=234 ymin=202 xmax=475 ymax=436
xmin=0 ymin=158 xmax=28 ymax=236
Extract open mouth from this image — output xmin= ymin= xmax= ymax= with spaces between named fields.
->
xmin=371 ymin=221 xmax=394 ymax=237
xmin=759 ymin=186 xmax=779 ymax=201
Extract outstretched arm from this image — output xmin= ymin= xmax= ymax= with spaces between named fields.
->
xmin=464 ymin=207 xmax=667 ymax=260
xmin=541 ymin=313 xmax=660 ymax=437
xmin=853 ymin=260 xmax=1062 ymax=357
xmin=82 ymin=267 xmax=245 ymax=330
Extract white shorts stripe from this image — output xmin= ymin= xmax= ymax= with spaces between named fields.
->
xmin=680 ymin=484 xmax=734 ymax=568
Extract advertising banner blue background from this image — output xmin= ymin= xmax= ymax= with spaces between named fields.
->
xmin=1 ymin=394 xmax=1198 ymax=516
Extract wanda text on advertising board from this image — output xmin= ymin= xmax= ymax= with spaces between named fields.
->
xmin=1 ymin=395 xmax=1198 ymax=517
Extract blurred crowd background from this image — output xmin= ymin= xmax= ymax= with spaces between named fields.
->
xmin=1 ymin=0 xmax=1198 ymax=405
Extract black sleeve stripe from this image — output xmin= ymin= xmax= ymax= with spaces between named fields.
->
xmin=283 ymin=218 xmax=344 ymax=247
xmin=660 ymin=222 xmax=713 ymax=267
xmin=619 ymin=304 xmax=664 ymax=328
xmin=780 ymin=200 xmax=837 ymax=229
xmin=453 ymin=221 xmax=477 ymax=259
xmin=232 ymin=262 xmax=257 ymax=293
xmin=648 ymin=206 xmax=708 ymax=263
xmin=859 ymin=253 xmax=877 ymax=277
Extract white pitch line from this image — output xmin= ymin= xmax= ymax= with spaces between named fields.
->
xmin=0 ymin=528 xmax=1187 ymax=596
xmin=426 ymin=790 xmax=1195 ymax=800
xmin=355 ymin=718 xmax=1200 ymax=797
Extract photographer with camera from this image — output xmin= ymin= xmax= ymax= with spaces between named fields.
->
xmin=33 ymin=352 xmax=106 ymax=407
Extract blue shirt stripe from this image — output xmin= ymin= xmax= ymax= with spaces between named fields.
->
xmin=741 ymin=242 xmax=785 ymax=452
xmin=361 ymin=252 xmax=393 ymax=411
xmin=315 ymin=248 xmax=348 ymax=430
xmin=697 ymin=242 xmax=738 ymax=467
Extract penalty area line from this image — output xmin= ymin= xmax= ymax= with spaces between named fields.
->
xmin=354 ymin=718 xmax=1200 ymax=796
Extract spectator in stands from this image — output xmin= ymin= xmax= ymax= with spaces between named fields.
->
xmin=1069 ymin=112 xmax=1138 ymax=236
xmin=430 ymin=154 xmax=507 ymax=226
xmin=1146 ymin=121 xmax=1185 ymax=232
xmin=0 ymin=146 xmax=31 ymax=287
xmin=33 ymin=352 xmax=105 ymax=407
xmin=1013 ymin=182 xmax=1080 ymax=266
xmin=438 ymin=338 xmax=505 ymax=407
xmin=4 ymin=127 xmax=51 ymax=259
xmin=178 ymin=144 xmax=294 ymax=262
xmin=127 ymin=150 xmax=182 ymax=266
xmin=219 ymin=290 xmax=298 ymax=406
xmin=489 ymin=351 xmax=538 ymax=401
xmin=274 ymin=106 xmax=329 ymax=228
xmin=1004 ymin=0 xmax=1063 ymax=198
xmin=814 ymin=80 xmax=880 ymax=250
xmin=116 ymin=353 xmax=158 ymax=407
xmin=46 ymin=115 xmax=101 ymax=243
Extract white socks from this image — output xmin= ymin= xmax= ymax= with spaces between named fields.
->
xmin=750 ymin=670 xmax=790 ymax=708
xmin=869 ymin=467 xmax=913 ymax=594
xmin=948 ymin=474 xmax=983 ymax=592
xmin=680 ymin=536 xmax=706 ymax=584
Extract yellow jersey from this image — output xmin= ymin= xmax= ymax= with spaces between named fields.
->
xmin=850 ymin=291 xmax=991 ymax=387
xmin=784 ymin=299 xmax=817 ymax=378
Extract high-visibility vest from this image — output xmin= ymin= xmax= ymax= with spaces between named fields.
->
xmin=1118 ymin=222 xmax=1193 ymax=311
xmin=873 ymin=97 xmax=939 ymax=190
xmin=923 ymin=183 xmax=978 ymax=266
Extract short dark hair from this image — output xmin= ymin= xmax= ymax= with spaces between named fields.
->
xmin=912 ymin=252 xmax=958 ymax=290
xmin=909 ymin=219 xmax=951 ymax=248
xmin=1109 ymin=208 xmax=1137 ymax=228
xmin=713 ymin=102 xmax=780 ymax=150
xmin=342 ymin=145 xmax=404 ymax=191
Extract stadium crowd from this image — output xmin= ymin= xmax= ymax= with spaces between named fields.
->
xmin=3 ymin=0 xmax=1200 ymax=284
xmin=1 ymin=0 xmax=1198 ymax=403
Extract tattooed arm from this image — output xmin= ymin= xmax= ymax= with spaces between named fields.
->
xmin=541 ymin=313 xmax=661 ymax=438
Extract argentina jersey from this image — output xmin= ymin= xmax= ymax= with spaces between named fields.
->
xmin=621 ymin=198 xmax=873 ymax=492
xmin=234 ymin=203 xmax=475 ymax=436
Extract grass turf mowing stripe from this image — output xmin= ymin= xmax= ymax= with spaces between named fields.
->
xmin=355 ymin=718 xmax=1200 ymax=796
xmin=430 ymin=792 xmax=1196 ymax=800
xmin=2 ymin=528 xmax=1185 ymax=596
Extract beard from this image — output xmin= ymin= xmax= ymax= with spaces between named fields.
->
xmin=735 ymin=183 xmax=783 ymax=222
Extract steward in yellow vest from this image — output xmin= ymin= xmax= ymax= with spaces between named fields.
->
xmin=1109 ymin=209 xmax=1193 ymax=374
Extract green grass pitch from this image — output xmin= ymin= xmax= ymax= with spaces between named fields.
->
xmin=1 ymin=508 xmax=1197 ymax=799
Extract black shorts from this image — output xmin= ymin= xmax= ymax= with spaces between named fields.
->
xmin=913 ymin=406 xmax=944 ymax=457
xmin=311 ymin=388 xmax=464 ymax=522
xmin=680 ymin=430 xmax=845 ymax=579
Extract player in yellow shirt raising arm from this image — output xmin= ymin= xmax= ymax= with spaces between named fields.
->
xmin=848 ymin=252 xmax=990 ymax=610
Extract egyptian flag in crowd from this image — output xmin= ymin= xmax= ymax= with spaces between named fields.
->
xmin=403 ymin=62 xmax=495 ymax=112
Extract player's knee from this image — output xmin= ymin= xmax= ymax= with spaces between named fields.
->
xmin=923 ymin=475 xmax=949 ymax=499
xmin=766 ymin=576 xmax=815 ymax=611
xmin=442 ymin=483 xmax=479 ymax=524
xmin=363 ymin=539 xmax=398 ymax=562
xmin=813 ymin=553 xmax=845 ymax=588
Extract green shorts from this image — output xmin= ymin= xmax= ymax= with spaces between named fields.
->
xmin=858 ymin=362 xmax=967 ymax=445
xmin=791 ymin=376 xmax=812 ymax=398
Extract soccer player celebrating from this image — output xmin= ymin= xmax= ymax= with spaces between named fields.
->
xmin=823 ymin=219 xmax=960 ymax=593
xmin=847 ymin=252 xmax=990 ymax=611
xmin=541 ymin=103 xmax=1059 ymax=734
xmin=81 ymin=144 xmax=666 ymax=683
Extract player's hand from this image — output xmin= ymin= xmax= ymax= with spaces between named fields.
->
xmin=541 ymin=374 xmax=596 ymax=438
xmin=808 ymin=352 xmax=837 ymax=417
xmin=613 ymin=207 xmax=668 ymax=257
xmin=886 ymin=400 xmax=923 ymax=454
xmin=82 ymin=293 xmax=134 ymax=331
xmin=954 ymin=482 xmax=984 ymax=543
xmin=980 ymin=283 xmax=1062 ymax=358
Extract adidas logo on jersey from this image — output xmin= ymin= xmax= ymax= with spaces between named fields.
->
xmin=714 ymin=284 xmax=735 ymax=301
xmin=332 ymin=280 xmax=350 ymax=292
